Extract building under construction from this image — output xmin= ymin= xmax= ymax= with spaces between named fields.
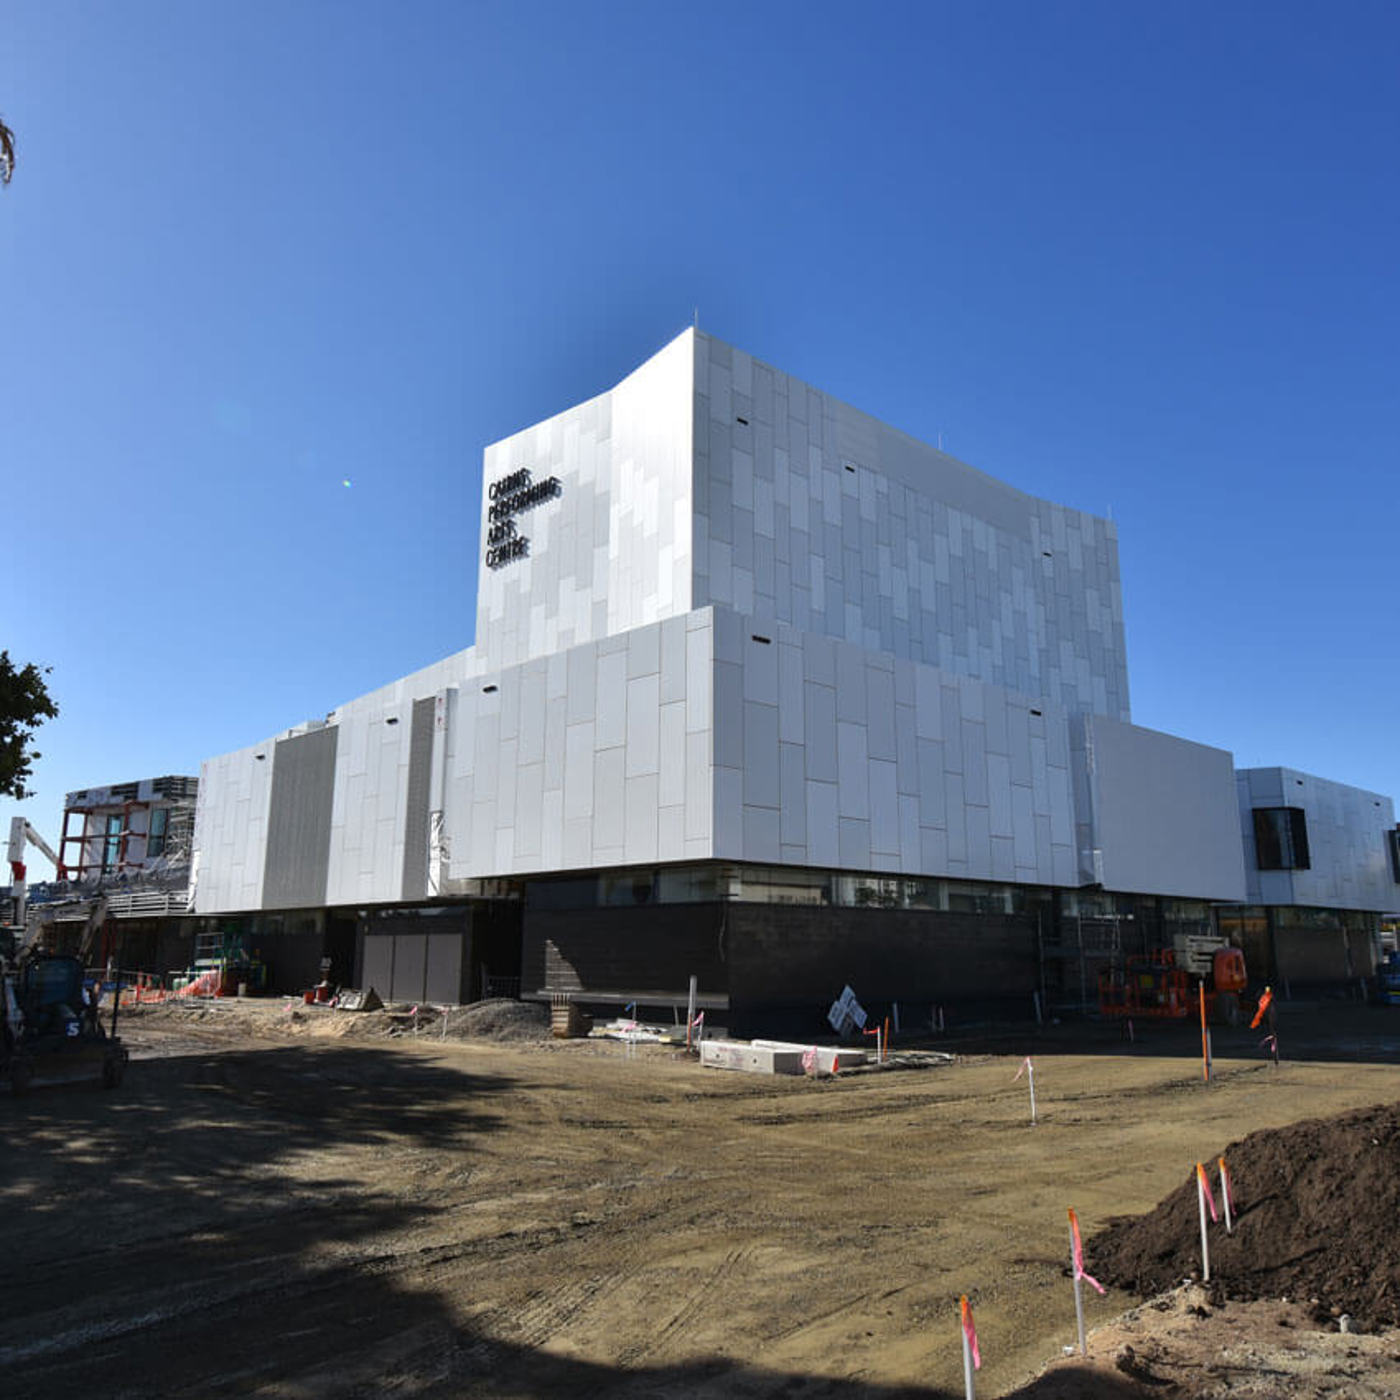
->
xmin=172 ymin=330 xmax=1399 ymax=1030
xmin=7 ymin=776 xmax=199 ymax=975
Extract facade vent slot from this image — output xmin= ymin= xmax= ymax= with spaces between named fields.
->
xmin=1029 ymin=708 xmax=1042 ymax=716
xmin=751 ymin=634 xmax=772 ymax=645
xmin=735 ymin=416 xmax=749 ymax=425
xmin=844 ymin=462 xmax=856 ymax=473
xmin=482 ymin=684 xmax=498 ymax=693
xmin=385 ymin=716 xmax=399 ymax=725
xmin=1043 ymin=551 xmax=1053 ymax=558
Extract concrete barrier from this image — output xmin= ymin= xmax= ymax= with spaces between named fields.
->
xmin=753 ymin=1039 xmax=868 ymax=1072
xmin=700 ymin=1039 xmax=806 ymax=1075
xmin=700 ymin=1039 xmax=869 ymax=1075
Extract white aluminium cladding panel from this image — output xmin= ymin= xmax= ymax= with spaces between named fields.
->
xmin=191 ymin=613 xmax=716 ymax=909
xmin=712 ymin=607 xmax=1080 ymax=889
xmin=192 ymin=646 xmax=486 ymax=913
xmin=1072 ymin=715 xmax=1247 ymax=903
xmin=192 ymin=739 xmax=275 ymax=913
xmin=442 ymin=610 xmax=714 ymax=877
xmin=324 ymin=646 xmax=486 ymax=904
xmin=474 ymin=329 xmax=695 ymax=670
xmin=1238 ymin=767 xmax=1397 ymax=912
xmin=692 ymin=331 xmax=1130 ymax=723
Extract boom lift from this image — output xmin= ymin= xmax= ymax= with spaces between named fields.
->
xmin=1 ymin=894 xmax=126 ymax=1094
xmin=7 ymin=815 xmax=67 ymax=930
xmin=1098 ymin=946 xmax=1249 ymax=1026
xmin=3 ymin=819 xmax=126 ymax=1093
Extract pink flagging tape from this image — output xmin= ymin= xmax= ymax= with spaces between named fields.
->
xmin=1013 ymin=1055 xmax=1032 ymax=1081
xmin=1068 ymin=1208 xmax=1106 ymax=1294
xmin=1196 ymin=1162 xmax=1219 ymax=1223
xmin=960 ymin=1295 xmax=981 ymax=1370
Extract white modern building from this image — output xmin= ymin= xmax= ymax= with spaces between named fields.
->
xmin=189 ymin=330 xmax=1397 ymax=1023
xmin=1217 ymin=768 xmax=1397 ymax=989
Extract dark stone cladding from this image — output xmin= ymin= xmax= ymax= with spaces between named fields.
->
xmin=523 ymin=901 xmax=1038 ymax=1038
xmin=524 ymin=903 xmax=728 ymax=1009
xmin=725 ymin=904 xmax=1038 ymax=1036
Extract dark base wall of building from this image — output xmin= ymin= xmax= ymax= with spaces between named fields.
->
xmin=725 ymin=904 xmax=1037 ymax=1036
xmin=525 ymin=904 xmax=729 ymax=1009
xmin=40 ymin=916 xmax=195 ymax=980
xmin=523 ymin=900 xmax=1038 ymax=1037
xmin=1221 ymin=906 xmax=1379 ymax=991
xmin=356 ymin=901 xmax=522 ymax=1005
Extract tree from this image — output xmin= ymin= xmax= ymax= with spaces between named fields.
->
xmin=0 ymin=653 xmax=58 ymax=800
xmin=1 ymin=115 xmax=14 ymax=185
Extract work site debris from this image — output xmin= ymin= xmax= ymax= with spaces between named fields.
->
xmin=1089 ymin=1100 xmax=1400 ymax=1331
xmin=333 ymin=987 xmax=382 ymax=1012
xmin=591 ymin=1018 xmax=679 ymax=1043
xmin=439 ymin=998 xmax=549 ymax=1042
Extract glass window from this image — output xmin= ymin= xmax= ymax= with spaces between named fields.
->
xmin=147 ymin=807 xmax=168 ymax=858
xmin=945 ymin=882 xmax=1015 ymax=915
xmin=526 ymin=877 xmax=599 ymax=910
xmin=102 ymin=814 xmax=122 ymax=872
xmin=1253 ymin=808 xmax=1311 ymax=870
xmin=601 ymin=871 xmax=656 ymax=907
xmin=655 ymin=867 xmax=721 ymax=903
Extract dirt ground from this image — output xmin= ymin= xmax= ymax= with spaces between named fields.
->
xmin=3 ymin=999 xmax=1399 ymax=1399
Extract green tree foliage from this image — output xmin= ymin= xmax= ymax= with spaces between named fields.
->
xmin=0 ymin=653 xmax=58 ymax=800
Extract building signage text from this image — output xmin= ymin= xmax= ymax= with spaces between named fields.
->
xmin=485 ymin=468 xmax=563 ymax=569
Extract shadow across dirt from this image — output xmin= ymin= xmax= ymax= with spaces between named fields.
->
xmin=352 ymin=1336 xmax=1157 ymax=1399
xmin=0 ymin=1033 xmax=1172 ymax=1400
xmin=0 ymin=1041 xmax=514 ymax=1398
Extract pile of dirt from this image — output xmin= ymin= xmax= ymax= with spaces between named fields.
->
xmin=439 ymin=998 xmax=550 ymax=1042
xmin=1089 ymin=1100 xmax=1400 ymax=1331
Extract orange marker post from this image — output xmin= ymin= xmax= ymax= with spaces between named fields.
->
xmin=959 ymin=1294 xmax=981 ymax=1399
xmin=1199 ymin=983 xmax=1210 ymax=1083
xmin=1218 ymin=1157 xmax=1234 ymax=1234
xmin=1014 ymin=1055 xmax=1037 ymax=1126
xmin=1068 ymin=1207 xmax=1106 ymax=1355
xmin=1196 ymin=1161 xmax=1218 ymax=1280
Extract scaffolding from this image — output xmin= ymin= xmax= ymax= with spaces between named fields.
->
xmin=58 ymin=777 xmax=196 ymax=882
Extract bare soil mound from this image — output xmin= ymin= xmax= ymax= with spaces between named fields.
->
xmin=1089 ymin=1100 xmax=1400 ymax=1331
xmin=440 ymin=997 xmax=550 ymax=1042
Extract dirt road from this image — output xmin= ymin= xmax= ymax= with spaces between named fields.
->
xmin=2 ymin=1003 xmax=1398 ymax=1398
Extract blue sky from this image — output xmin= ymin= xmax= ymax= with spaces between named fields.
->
xmin=3 ymin=1 xmax=1397 ymax=857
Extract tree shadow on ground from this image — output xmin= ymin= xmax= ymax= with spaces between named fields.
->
xmin=0 ymin=1041 xmax=513 ymax=1398
xmin=0 ymin=1039 xmax=1169 ymax=1400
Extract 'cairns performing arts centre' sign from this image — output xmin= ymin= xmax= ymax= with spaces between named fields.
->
xmin=484 ymin=468 xmax=562 ymax=569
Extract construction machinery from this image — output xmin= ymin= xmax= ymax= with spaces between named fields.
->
xmin=1098 ymin=945 xmax=1249 ymax=1026
xmin=1375 ymin=949 xmax=1400 ymax=1007
xmin=7 ymin=815 xmax=66 ymax=928
xmin=2 ymin=879 xmax=126 ymax=1094
xmin=1 ymin=946 xmax=128 ymax=1093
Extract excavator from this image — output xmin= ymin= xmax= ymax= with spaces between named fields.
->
xmin=3 ymin=819 xmax=128 ymax=1094
xmin=1098 ymin=945 xmax=1250 ymax=1027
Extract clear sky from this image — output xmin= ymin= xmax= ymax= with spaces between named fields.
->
xmin=3 ymin=1 xmax=1397 ymax=860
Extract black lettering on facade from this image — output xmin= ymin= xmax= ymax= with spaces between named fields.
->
xmin=483 ymin=469 xmax=563 ymax=569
